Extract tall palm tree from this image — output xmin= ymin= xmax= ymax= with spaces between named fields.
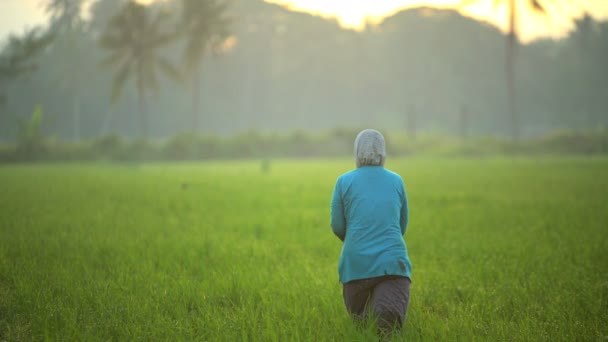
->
xmin=179 ymin=0 xmax=231 ymax=134
xmin=461 ymin=0 xmax=559 ymax=140
xmin=99 ymin=1 xmax=180 ymax=139
xmin=45 ymin=0 xmax=88 ymax=141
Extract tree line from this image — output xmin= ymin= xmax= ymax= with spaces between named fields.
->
xmin=1 ymin=0 xmax=607 ymax=143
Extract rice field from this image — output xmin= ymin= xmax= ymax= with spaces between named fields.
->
xmin=1 ymin=157 xmax=607 ymax=341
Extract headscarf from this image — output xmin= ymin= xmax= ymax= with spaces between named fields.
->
xmin=354 ymin=129 xmax=386 ymax=168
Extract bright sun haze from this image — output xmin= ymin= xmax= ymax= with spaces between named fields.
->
xmin=3 ymin=0 xmax=608 ymax=42
xmin=265 ymin=0 xmax=608 ymax=42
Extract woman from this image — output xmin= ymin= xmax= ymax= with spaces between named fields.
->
xmin=330 ymin=129 xmax=412 ymax=336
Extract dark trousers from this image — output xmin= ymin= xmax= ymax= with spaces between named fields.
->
xmin=342 ymin=275 xmax=411 ymax=333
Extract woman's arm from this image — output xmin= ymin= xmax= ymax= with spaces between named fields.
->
xmin=400 ymin=179 xmax=409 ymax=236
xmin=330 ymin=178 xmax=346 ymax=241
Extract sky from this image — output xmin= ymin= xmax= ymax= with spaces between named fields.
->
xmin=265 ymin=0 xmax=608 ymax=41
xmin=1 ymin=0 xmax=608 ymax=42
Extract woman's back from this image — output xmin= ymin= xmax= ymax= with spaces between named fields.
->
xmin=331 ymin=165 xmax=410 ymax=283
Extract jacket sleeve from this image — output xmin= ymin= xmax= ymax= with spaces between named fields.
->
xmin=330 ymin=178 xmax=346 ymax=241
xmin=400 ymin=178 xmax=409 ymax=236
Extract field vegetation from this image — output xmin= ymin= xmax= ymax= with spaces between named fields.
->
xmin=1 ymin=158 xmax=607 ymax=340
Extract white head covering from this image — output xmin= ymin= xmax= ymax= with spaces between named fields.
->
xmin=354 ymin=129 xmax=386 ymax=168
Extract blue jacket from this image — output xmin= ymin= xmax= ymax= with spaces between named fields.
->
xmin=330 ymin=166 xmax=411 ymax=283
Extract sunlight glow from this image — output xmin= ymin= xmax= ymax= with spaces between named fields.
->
xmin=265 ymin=0 xmax=608 ymax=42
xmin=4 ymin=0 xmax=608 ymax=43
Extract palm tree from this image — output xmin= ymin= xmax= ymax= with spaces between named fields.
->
xmin=99 ymin=1 xmax=180 ymax=139
xmin=45 ymin=0 xmax=88 ymax=141
xmin=0 ymin=28 xmax=53 ymax=106
xmin=460 ymin=0 xmax=568 ymax=140
xmin=179 ymin=0 xmax=231 ymax=134
xmin=569 ymin=13 xmax=595 ymax=127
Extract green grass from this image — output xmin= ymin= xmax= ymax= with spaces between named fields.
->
xmin=1 ymin=158 xmax=607 ymax=341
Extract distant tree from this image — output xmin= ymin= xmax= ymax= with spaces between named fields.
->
xmin=567 ymin=13 xmax=602 ymax=128
xmin=0 ymin=28 xmax=53 ymax=106
xmin=179 ymin=0 xmax=232 ymax=133
xmin=89 ymin=0 xmax=128 ymax=137
xmin=99 ymin=1 xmax=180 ymax=139
xmin=3 ymin=0 xmax=606 ymax=141
xmin=461 ymin=0 xmax=577 ymax=140
xmin=44 ymin=0 xmax=90 ymax=141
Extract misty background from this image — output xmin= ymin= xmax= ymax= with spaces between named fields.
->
xmin=0 ymin=0 xmax=607 ymax=145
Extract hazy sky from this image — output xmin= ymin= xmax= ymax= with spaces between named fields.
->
xmin=1 ymin=0 xmax=607 ymax=42
xmin=266 ymin=0 xmax=608 ymax=41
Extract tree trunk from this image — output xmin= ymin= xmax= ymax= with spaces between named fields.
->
xmin=137 ymin=64 xmax=147 ymax=140
xmin=506 ymin=0 xmax=519 ymax=141
xmin=137 ymin=85 xmax=147 ymax=140
xmin=192 ymin=65 xmax=201 ymax=134
xmin=72 ymin=95 xmax=80 ymax=141
xmin=407 ymin=105 xmax=416 ymax=141
xmin=460 ymin=105 xmax=469 ymax=140
xmin=99 ymin=106 xmax=114 ymax=137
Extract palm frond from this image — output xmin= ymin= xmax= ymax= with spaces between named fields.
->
xmin=111 ymin=60 xmax=132 ymax=102
xmin=157 ymin=56 xmax=182 ymax=84
xmin=182 ymin=30 xmax=208 ymax=70
xmin=98 ymin=33 xmax=129 ymax=49
xmin=0 ymin=28 xmax=53 ymax=80
xmin=530 ymin=0 xmax=546 ymax=13
xmin=147 ymin=31 xmax=179 ymax=49
xmin=179 ymin=0 xmax=232 ymax=73
xmin=99 ymin=51 xmax=129 ymax=69
xmin=144 ymin=59 xmax=159 ymax=95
